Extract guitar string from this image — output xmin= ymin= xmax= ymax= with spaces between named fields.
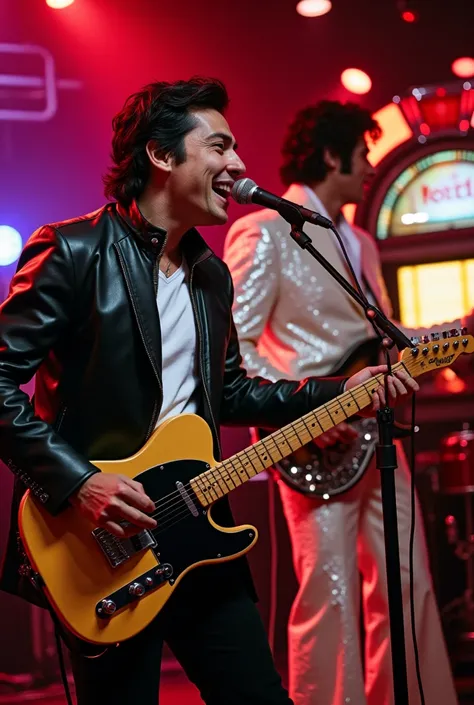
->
xmin=94 ymin=360 xmax=421 ymax=541
xmin=140 ymin=381 xmax=377 ymax=522
xmin=119 ymin=376 xmax=403 ymax=529
xmin=141 ymin=366 xmax=415 ymax=533
xmin=107 ymin=371 xmax=404 ymax=533
xmin=98 ymin=352 xmax=462 ymax=546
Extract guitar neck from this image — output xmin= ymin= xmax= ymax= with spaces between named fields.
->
xmin=191 ymin=360 xmax=406 ymax=507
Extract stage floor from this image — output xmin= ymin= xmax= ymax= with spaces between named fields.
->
xmin=0 ymin=668 xmax=202 ymax=705
xmin=1 ymin=667 xmax=473 ymax=704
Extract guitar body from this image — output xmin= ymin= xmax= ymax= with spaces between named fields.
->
xmin=18 ymin=414 xmax=257 ymax=646
xmin=16 ymin=330 xmax=474 ymax=645
xmin=258 ymin=337 xmax=382 ymax=498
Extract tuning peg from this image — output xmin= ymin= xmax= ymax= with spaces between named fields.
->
xmin=430 ymin=332 xmax=440 ymax=341
xmin=410 ymin=336 xmax=420 ymax=345
xmin=449 ymin=328 xmax=460 ymax=338
xmin=461 ymin=326 xmax=468 ymax=335
xmin=421 ymin=335 xmax=430 ymax=344
xmin=442 ymin=330 xmax=449 ymax=339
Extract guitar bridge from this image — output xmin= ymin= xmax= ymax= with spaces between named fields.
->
xmin=92 ymin=527 xmax=157 ymax=568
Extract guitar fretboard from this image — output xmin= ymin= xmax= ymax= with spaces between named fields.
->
xmin=190 ymin=361 xmax=405 ymax=506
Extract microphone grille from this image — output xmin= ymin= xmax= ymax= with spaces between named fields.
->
xmin=231 ymin=178 xmax=257 ymax=205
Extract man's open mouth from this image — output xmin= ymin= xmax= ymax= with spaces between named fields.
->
xmin=212 ymin=183 xmax=232 ymax=201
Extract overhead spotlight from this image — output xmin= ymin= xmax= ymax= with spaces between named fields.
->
xmin=0 ymin=226 xmax=22 ymax=266
xmin=341 ymin=68 xmax=372 ymax=95
xmin=46 ymin=0 xmax=75 ymax=8
xmin=452 ymin=57 xmax=474 ymax=79
xmin=296 ymin=0 xmax=332 ymax=18
xmin=397 ymin=0 xmax=419 ymax=23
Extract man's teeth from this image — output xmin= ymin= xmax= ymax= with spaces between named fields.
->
xmin=213 ymin=184 xmax=231 ymax=197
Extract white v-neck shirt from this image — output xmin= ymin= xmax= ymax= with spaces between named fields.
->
xmin=155 ymin=260 xmax=200 ymax=426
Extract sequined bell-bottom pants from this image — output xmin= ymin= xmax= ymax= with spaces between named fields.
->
xmin=278 ymin=443 xmax=458 ymax=705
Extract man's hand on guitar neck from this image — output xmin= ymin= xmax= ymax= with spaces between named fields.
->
xmin=346 ymin=365 xmax=419 ymax=416
xmin=70 ymin=473 xmax=157 ymax=538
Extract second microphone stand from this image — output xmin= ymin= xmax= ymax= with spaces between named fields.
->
xmin=288 ymin=218 xmax=414 ymax=705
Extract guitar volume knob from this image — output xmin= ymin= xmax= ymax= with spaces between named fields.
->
xmin=128 ymin=582 xmax=145 ymax=597
xmin=100 ymin=599 xmax=117 ymax=615
xmin=155 ymin=563 xmax=173 ymax=580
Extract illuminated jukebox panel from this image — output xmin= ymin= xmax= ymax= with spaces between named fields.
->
xmin=354 ymin=81 xmax=474 ymax=331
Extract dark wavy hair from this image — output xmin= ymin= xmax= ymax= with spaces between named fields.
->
xmin=103 ymin=77 xmax=229 ymax=206
xmin=280 ymin=100 xmax=382 ymax=187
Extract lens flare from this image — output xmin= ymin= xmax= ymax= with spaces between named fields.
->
xmin=46 ymin=0 xmax=75 ymax=9
xmin=341 ymin=68 xmax=372 ymax=95
xmin=296 ymin=0 xmax=332 ymax=18
xmin=0 ymin=226 xmax=22 ymax=266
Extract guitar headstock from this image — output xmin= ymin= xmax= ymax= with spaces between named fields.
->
xmin=401 ymin=328 xmax=474 ymax=379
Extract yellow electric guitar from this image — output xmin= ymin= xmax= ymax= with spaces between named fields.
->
xmin=18 ymin=331 xmax=474 ymax=646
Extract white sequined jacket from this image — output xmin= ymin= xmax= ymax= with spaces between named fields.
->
xmin=224 ymin=184 xmax=393 ymax=382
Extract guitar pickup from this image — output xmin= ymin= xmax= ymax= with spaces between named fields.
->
xmin=92 ymin=528 xmax=157 ymax=569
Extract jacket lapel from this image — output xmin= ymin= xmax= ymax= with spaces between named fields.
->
xmin=114 ymin=236 xmax=163 ymax=382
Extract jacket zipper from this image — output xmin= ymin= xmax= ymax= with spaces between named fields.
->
xmin=189 ymin=260 xmax=222 ymax=461
xmin=115 ymin=245 xmax=163 ymax=441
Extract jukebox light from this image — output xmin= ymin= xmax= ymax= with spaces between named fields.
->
xmin=296 ymin=0 xmax=332 ymax=17
xmin=452 ymin=57 xmax=474 ymax=79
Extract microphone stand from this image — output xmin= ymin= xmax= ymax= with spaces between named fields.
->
xmin=288 ymin=217 xmax=413 ymax=705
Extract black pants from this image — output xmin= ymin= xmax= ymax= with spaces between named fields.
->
xmin=69 ymin=586 xmax=293 ymax=705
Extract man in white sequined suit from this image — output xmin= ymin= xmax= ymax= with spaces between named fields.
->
xmin=223 ymin=101 xmax=459 ymax=705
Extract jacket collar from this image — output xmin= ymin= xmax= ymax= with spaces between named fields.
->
xmin=115 ymin=200 xmax=214 ymax=267
xmin=116 ymin=200 xmax=167 ymax=249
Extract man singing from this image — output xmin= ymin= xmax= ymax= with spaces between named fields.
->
xmin=0 ymin=81 xmax=417 ymax=705
xmin=224 ymin=100 xmax=460 ymax=705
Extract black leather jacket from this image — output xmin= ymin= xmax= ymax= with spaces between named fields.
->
xmin=0 ymin=201 xmax=344 ymax=600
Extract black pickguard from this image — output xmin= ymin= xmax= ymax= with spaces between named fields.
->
xmin=136 ymin=459 xmax=255 ymax=582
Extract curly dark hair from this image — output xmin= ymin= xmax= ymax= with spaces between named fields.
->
xmin=103 ymin=77 xmax=229 ymax=206
xmin=280 ymin=100 xmax=382 ymax=187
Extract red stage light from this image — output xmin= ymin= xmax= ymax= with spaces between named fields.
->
xmin=341 ymin=68 xmax=372 ymax=95
xmin=296 ymin=0 xmax=332 ymax=17
xmin=451 ymin=57 xmax=474 ymax=79
xmin=46 ymin=0 xmax=74 ymax=8
xmin=419 ymin=122 xmax=430 ymax=135
xmin=459 ymin=119 xmax=470 ymax=132
xmin=401 ymin=9 xmax=417 ymax=22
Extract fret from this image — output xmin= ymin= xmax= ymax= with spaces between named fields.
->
xmin=248 ymin=443 xmax=268 ymax=470
xmin=220 ymin=460 xmax=239 ymax=491
xmin=300 ymin=415 xmax=315 ymax=438
xmin=280 ymin=426 xmax=301 ymax=452
xmin=291 ymin=422 xmax=308 ymax=446
xmin=345 ymin=388 xmax=361 ymax=411
xmin=238 ymin=448 xmax=259 ymax=479
xmin=258 ymin=433 xmax=284 ymax=464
